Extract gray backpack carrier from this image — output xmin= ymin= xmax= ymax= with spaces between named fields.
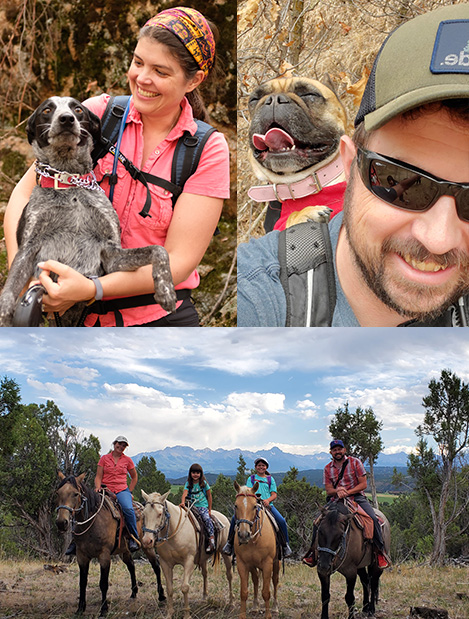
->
xmin=277 ymin=221 xmax=469 ymax=327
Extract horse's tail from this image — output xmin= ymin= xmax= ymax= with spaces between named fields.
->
xmin=212 ymin=548 xmax=221 ymax=570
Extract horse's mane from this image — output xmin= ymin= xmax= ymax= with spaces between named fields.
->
xmin=236 ymin=485 xmax=254 ymax=495
xmin=58 ymin=475 xmax=102 ymax=512
xmin=324 ymin=501 xmax=349 ymax=525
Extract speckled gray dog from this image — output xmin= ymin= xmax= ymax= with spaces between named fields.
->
xmin=0 ymin=96 xmax=177 ymax=326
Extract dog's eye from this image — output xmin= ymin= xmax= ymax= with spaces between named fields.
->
xmin=74 ymin=107 xmax=84 ymax=115
xmin=301 ymin=92 xmax=324 ymax=102
xmin=43 ymin=107 xmax=52 ymax=115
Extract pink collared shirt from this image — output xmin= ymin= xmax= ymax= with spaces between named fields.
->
xmin=83 ymin=94 xmax=230 ymax=326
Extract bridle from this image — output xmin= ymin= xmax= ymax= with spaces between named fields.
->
xmin=234 ymin=492 xmax=263 ymax=540
xmin=317 ymin=506 xmax=351 ymax=573
xmin=56 ymin=480 xmax=106 ymax=535
xmin=142 ymin=500 xmax=186 ymax=545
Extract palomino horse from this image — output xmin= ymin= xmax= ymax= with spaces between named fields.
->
xmin=233 ymin=482 xmax=279 ymax=619
xmin=56 ymin=473 xmax=165 ymax=616
xmin=316 ymin=500 xmax=391 ymax=619
xmin=141 ymin=490 xmax=233 ymax=618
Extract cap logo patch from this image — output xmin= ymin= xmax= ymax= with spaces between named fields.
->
xmin=431 ymin=19 xmax=469 ymax=73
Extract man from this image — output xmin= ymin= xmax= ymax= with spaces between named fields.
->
xmin=238 ymin=3 xmax=469 ymax=327
xmin=303 ymin=439 xmax=389 ymax=569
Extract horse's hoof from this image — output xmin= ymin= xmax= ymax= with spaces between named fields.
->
xmin=159 ymin=594 xmax=167 ymax=602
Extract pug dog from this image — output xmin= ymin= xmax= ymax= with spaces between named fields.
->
xmin=247 ymin=76 xmax=347 ymax=231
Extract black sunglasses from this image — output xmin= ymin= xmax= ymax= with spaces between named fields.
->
xmin=356 ymin=147 xmax=469 ymax=223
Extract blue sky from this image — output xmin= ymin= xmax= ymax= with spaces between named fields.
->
xmin=1 ymin=327 xmax=468 ymax=458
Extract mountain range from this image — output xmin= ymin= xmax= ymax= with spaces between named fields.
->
xmin=132 ymin=445 xmax=410 ymax=479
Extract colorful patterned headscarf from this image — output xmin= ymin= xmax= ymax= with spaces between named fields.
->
xmin=144 ymin=7 xmax=215 ymax=77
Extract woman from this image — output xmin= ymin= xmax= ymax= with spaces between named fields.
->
xmin=95 ymin=435 xmax=140 ymax=552
xmin=180 ymin=463 xmax=215 ymax=553
xmin=223 ymin=457 xmax=292 ymax=557
xmin=4 ymin=7 xmax=229 ymax=327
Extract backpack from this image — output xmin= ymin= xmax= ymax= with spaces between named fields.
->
xmin=91 ymin=95 xmax=217 ymax=217
xmin=277 ymin=221 xmax=469 ymax=327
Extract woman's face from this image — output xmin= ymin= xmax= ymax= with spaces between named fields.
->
xmin=127 ymin=37 xmax=204 ymax=119
xmin=113 ymin=441 xmax=127 ymax=455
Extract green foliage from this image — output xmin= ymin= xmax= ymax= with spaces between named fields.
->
xmin=276 ymin=467 xmax=325 ymax=553
xmin=235 ymin=453 xmax=248 ymax=485
xmin=211 ymin=473 xmax=236 ymax=516
xmin=0 ymin=376 xmax=102 ymax=558
xmin=329 ymin=402 xmax=383 ymax=465
xmin=134 ymin=456 xmax=171 ymax=501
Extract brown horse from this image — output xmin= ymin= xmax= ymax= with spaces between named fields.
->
xmin=56 ymin=472 xmax=165 ymax=616
xmin=316 ymin=500 xmax=391 ymax=619
xmin=233 ymin=482 xmax=279 ymax=619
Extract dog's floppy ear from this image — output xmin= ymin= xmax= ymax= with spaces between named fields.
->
xmin=26 ymin=108 xmax=39 ymax=145
xmin=86 ymin=109 xmax=102 ymax=146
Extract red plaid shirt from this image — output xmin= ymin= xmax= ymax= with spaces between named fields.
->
xmin=323 ymin=456 xmax=366 ymax=496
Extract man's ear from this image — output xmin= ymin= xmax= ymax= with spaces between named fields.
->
xmin=340 ymin=135 xmax=357 ymax=181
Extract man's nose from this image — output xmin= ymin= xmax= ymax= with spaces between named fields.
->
xmin=410 ymin=196 xmax=465 ymax=256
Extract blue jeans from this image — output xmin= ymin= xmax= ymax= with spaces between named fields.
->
xmin=228 ymin=504 xmax=289 ymax=543
xmin=116 ymin=488 xmax=139 ymax=540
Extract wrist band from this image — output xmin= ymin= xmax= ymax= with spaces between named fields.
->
xmin=88 ymin=275 xmax=103 ymax=302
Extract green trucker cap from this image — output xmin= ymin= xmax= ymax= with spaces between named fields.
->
xmin=355 ymin=3 xmax=469 ymax=131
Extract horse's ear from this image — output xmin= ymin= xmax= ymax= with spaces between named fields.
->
xmin=252 ymin=481 xmax=259 ymax=494
xmin=77 ymin=473 xmax=86 ymax=484
xmin=142 ymin=490 xmax=149 ymax=502
xmin=234 ymin=481 xmax=241 ymax=492
xmin=161 ymin=490 xmax=170 ymax=502
xmin=58 ymin=471 xmax=65 ymax=480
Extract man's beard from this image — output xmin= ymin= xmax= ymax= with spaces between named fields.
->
xmin=333 ymin=452 xmax=345 ymax=461
xmin=342 ymin=166 xmax=469 ymax=321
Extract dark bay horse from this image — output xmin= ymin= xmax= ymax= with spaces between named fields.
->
xmin=316 ymin=500 xmax=390 ymax=619
xmin=56 ymin=472 xmax=165 ymax=616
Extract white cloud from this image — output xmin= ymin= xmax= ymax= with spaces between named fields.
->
xmin=225 ymin=392 xmax=285 ymax=414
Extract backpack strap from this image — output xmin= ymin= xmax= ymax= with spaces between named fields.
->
xmin=278 ymin=221 xmax=336 ymax=327
xmin=91 ymin=95 xmax=131 ymax=167
xmin=332 ymin=459 xmax=349 ymax=489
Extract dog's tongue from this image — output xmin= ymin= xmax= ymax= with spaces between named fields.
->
xmin=253 ymin=128 xmax=295 ymax=151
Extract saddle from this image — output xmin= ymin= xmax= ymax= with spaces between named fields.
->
xmin=183 ymin=505 xmax=225 ymax=561
xmin=345 ymin=498 xmax=375 ymax=540
xmin=101 ymin=489 xmax=143 ymax=549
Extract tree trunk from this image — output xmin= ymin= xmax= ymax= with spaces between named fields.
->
xmin=368 ymin=458 xmax=378 ymax=508
xmin=288 ymin=0 xmax=304 ymax=67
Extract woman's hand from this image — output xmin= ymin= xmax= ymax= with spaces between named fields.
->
xmin=37 ymin=260 xmax=96 ymax=315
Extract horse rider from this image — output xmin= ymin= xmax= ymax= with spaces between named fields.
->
xmin=223 ymin=457 xmax=292 ymax=557
xmin=303 ymin=439 xmax=389 ymax=569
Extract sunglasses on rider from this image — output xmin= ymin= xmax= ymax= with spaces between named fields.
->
xmin=356 ymin=147 xmax=469 ymax=223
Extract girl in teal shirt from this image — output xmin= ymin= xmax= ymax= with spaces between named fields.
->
xmin=180 ymin=463 xmax=215 ymax=552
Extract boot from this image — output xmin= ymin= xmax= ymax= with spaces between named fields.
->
xmin=283 ymin=543 xmax=292 ymax=558
xmin=65 ymin=541 xmax=76 ymax=556
xmin=206 ymin=535 xmax=215 ymax=553
xmin=222 ymin=540 xmax=233 ymax=555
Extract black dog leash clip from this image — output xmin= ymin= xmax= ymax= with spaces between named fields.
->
xmin=12 ymin=284 xmax=45 ymax=327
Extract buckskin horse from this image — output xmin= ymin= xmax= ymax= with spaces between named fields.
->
xmin=233 ymin=482 xmax=279 ymax=619
xmin=316 ymin=499 xmax=391 ymax=619
xmin=141 ymin=490 xmax=233 ymax=619
xmin=55 ymin=472 xmax=165 ymax=616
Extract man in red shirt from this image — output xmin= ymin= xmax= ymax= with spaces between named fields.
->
xmin=304 ymin=439 xmax=389 ymax=568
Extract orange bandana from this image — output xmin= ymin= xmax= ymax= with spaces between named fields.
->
xmin=144 ymin=7 xmax=215 ymax=76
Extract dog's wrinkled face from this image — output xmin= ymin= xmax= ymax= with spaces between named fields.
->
xmin=248 ymin=77 xmax=346 ymax=183
xmin=26 ymin=96 xmax=101 ymax=173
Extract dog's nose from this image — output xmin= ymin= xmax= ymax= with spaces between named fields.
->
xmin=59 ymin=113 xmax=75 ymax=126
xmin=264 ymin=94 xmax=290 ymax=106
